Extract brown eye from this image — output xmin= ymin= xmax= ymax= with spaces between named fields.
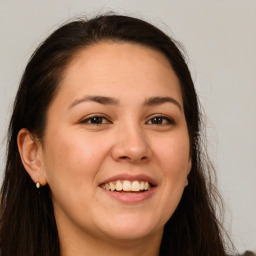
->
xmin=81 ymin=116 xmax=110 ymax=125
xmin=147 ymin=116 xmax=175 ymax=125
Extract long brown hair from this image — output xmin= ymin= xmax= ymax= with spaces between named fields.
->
xmin=0 ymin=14 xmax=233 ymax=255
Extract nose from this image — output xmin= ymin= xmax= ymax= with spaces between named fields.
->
xmin=111 ymin=124 xmax=152 ymax=163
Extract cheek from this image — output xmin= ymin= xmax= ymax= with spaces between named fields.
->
xmin=42 ymin=130 xmax=110 ymax=192
xmin=156 ymin=133 xmax=190 ymax=175
xmin=41 ymin=131 xmax=114 ymax=227
xmin=153 ymin=132 xmax=190 ymax=216
xmin=154 ymin=135 xmax=190 ymax=222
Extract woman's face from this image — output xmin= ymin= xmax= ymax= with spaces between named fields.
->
xmin=40 ymin=42 xmax=191 ymax=243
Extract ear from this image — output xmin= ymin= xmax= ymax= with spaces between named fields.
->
xmin=185 ymin=157 xmax=192 ymax=187
xmin=187 ymin=157 xmax=192 ymax=175
xmin=17 ymin=128 xmax=47 ymax=186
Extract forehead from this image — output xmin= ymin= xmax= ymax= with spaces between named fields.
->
xmin=66 ymin=42 xmax=173 ymax=79
xmin=54 ymin=42 xmax=182 ymax=106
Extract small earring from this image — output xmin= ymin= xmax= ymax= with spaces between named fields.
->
xmin=36 ymin=182 xmax=41 ymax=189
xmin=185 ymin=179 xmax=189 ymax=186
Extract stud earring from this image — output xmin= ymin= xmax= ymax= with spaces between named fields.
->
xmin=36 ymin=182 xmax=41 ymax=189
xmin=185 ymin=179 xmax=189 ymax=186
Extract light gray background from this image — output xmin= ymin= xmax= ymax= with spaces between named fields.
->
xmin=0 ymin=0 xmax=255 ymax=253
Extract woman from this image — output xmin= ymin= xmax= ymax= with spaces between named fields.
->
xmin=0 ymin=14 xmax=232 ymax=255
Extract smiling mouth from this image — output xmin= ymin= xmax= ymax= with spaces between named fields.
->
xmin=100 ymin=180 xmax=152 ymax=192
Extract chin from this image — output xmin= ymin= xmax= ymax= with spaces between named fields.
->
xmin=98 ymin=214 xmax=163 ymax=242
xmin=106 ymin=227 xmax=159 ymax=242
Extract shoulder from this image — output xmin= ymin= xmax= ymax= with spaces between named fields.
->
xmin=242 ymin=252 xmax=256 ymax=256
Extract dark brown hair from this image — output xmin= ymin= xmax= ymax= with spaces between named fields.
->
xmin=0 ymin=14 xmax=232 ymax=255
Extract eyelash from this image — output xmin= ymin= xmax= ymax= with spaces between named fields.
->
xmin=80 ymin=114 xmax=175 ymax=126
xmin=80 ymin=115 xmax=111 ymax=125
xmin=146 ymin=115 xmax=175 ymax=125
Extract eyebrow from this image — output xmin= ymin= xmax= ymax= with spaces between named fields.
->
xmin=144 ymin=97 xmax=182 ymax=111
xmin=68 ymin=95 xmax=182 ymax=111
xmin=68 ymin=95 xmax=120 ymax=109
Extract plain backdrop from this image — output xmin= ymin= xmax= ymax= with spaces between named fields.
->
xmin=0 ymin=0 xmax=255 ymax=253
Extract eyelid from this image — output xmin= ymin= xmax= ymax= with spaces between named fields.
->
xmin=78 ymin=113 xmax=175 ymax=126
xmin=146 ymin=114 xmax=176 ymax=125
xmin=79 ymin=114 xmax=112 ymax=125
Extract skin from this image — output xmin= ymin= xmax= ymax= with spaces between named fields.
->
xmin=18 ymin=42 xmax=191 ymax=256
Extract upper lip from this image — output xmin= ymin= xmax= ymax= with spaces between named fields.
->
xmin=99 ymin=174 xmax=157 ymax=187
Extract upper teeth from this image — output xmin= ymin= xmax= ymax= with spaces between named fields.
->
xmin=101 ymin=180 xmax=151 ymax=192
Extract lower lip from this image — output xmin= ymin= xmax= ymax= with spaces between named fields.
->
xmin=100 ymin=187 xmax=157 ymax=204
